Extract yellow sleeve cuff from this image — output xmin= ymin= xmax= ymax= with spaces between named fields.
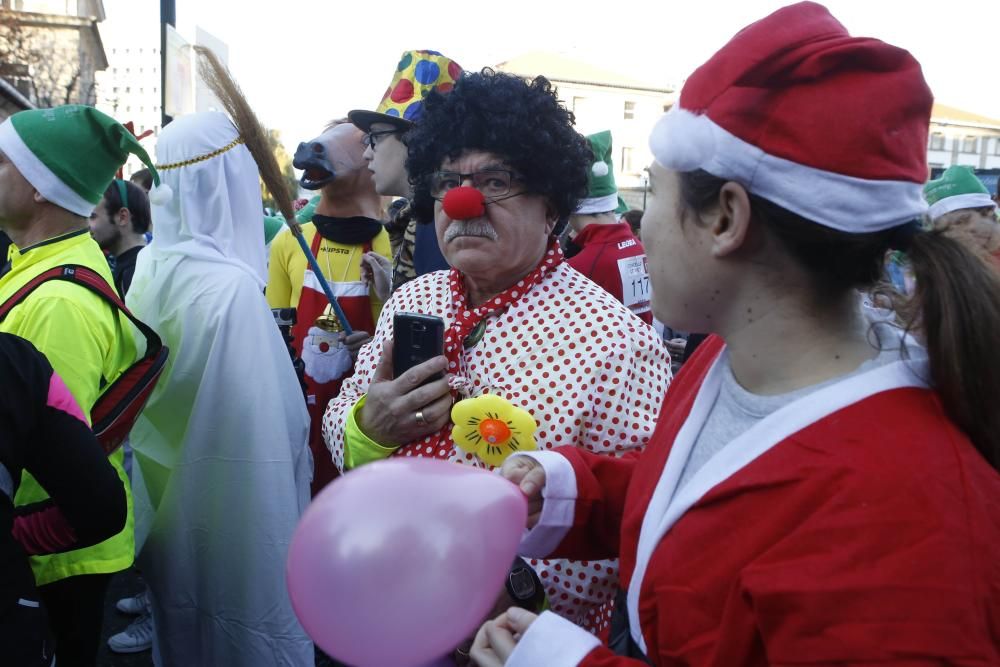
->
xmin=344 ymin=395 xmax=398 ymax=470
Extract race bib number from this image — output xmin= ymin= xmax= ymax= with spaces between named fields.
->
xmin=618 ymin=255 xmax=651 ymax=315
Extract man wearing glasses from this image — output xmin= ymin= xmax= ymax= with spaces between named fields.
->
xmin=349 ymin=49 xmax=463 ymax=291
xmin=324 ymin=71 xmax=671 ymax=659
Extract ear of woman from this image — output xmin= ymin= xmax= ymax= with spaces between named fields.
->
xmin=709 ymin=181 xmax=753 ymax=258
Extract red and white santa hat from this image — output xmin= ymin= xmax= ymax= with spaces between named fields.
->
xmin=649 ymin=2 xmax=932 ymax=233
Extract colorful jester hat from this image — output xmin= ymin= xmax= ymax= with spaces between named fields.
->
xmin=348 ymin=50 xmax=464 ymax=132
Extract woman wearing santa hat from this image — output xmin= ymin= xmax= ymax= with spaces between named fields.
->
xmin=472 ymin=3 xmax=1000 ymax=666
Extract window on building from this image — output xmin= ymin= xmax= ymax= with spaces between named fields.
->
xmin=572 ymin=96 xmax=585 ymax=112
xmin=929 ymin=132 xmax=945 ymax=150
xmin=994 ymin=138 xmax=1000 ymax=156
xmin=125 ymin=86 xmax=130 ymax=93
xmin=622 ymin=147 xmax=636 ymax=173
xmin=624 ymin=101 xmax=636 ymax=120
xmin=126 ymin=106 xmax=131 ymax=113
xmin=112 ymin=86 xmax=118 ymax=93
xmin=961 ymin=136 xmax=978 ymax=153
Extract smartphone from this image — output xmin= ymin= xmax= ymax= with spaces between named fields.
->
xmin=392 ymin=312 xmax=445 ymax=381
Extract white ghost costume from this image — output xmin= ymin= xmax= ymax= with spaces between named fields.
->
xmin=127 ymin=112 xmax=313 ymax=666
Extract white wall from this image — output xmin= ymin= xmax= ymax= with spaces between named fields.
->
xmin=552 ymin=81 xmax=672 ymax=189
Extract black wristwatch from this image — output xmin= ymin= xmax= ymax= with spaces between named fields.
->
xmin=506 ymin=557 xmax=547 ymax=612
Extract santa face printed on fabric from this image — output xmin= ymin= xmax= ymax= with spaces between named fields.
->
xmin=301 ymin=324 xmax=353 ymax=384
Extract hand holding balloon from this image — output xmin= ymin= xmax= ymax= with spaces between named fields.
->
xmin=500 ymin=456 xmax=546 ymax=528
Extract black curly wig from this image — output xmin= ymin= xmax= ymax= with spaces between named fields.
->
xmin=404 ymin=69 xmax=593 ymax=227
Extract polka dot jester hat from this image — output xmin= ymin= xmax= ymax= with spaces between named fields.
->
xmin=349 ymin=50 xmax=463 ymax=132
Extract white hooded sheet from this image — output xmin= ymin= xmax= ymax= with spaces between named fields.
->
xmin=127 ymin=111 xmax=313 ymax=667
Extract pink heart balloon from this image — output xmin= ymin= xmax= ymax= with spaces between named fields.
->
xmin=286 ymin=458 xmax=528 ymax=667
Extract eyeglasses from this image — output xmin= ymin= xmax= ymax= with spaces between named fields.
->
xmin=362 ymin=130 xmax=401 ymax=151
xmin=430 ymin=169 xmax=523 ymax=201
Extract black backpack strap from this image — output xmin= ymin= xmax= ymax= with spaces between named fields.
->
xmin=0 ymin=265 xmax=162 ymax=357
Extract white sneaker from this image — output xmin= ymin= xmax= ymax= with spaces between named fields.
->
xmin=115 ymin=589 xmax=150 ymax=615
xmin=107 ymin=613 xmax=154 ymax=653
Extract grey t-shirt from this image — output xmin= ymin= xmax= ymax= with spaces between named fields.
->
xmin=676 ymin=326 xmax=909 ymax=491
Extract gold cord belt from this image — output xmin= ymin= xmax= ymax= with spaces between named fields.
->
xmin=155 ymin=137 xmax=245 ymax=171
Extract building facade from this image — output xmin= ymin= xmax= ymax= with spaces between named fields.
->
xmin=0 ymin=0 xmax=107 ymax=108
xmin=927 ymin=103 xmax=1000 ymax=172
xmin=0 ymin=75 xmax=33 ymax=120
xmin=494 ymin=52 xmax=675 ymax=210
xmin=95 ymin=23 xmax=228 ymax=178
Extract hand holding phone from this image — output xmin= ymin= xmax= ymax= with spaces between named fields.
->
xmin=355 ymin=313 xmax=451 ymax=447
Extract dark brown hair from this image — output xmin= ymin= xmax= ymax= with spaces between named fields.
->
xmin=680 ymin=169 xmax=1000 ymax=470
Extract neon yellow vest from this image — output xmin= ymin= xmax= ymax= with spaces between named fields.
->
xmin=0 ymin=229 xmax=136 ymax=585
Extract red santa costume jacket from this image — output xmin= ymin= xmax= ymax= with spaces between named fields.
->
xmin=507 ymin=335 xmax=1000 ymax=666
xmin=567 ymin=223 xmax=653 ymax=326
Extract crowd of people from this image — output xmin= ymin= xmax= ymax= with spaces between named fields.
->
xmin=0 ymin=2 xmax=998 ymax=666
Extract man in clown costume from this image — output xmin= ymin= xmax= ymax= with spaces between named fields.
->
xmin=267 ymin=119 xmax=389 ymax=494
xmin=324 ymin=71 xmax=672 ymax=659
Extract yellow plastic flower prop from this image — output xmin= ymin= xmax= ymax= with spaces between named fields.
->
xmin=451 ymin=394 xmax=537 ymax=467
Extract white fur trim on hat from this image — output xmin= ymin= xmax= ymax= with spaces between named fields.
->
xmin=0 ymin=119 xmax=96 ymax=217
xmin=575 ymin=192 xmax=619 ymax=215
xmin=592 ymin=161 xmax=610 ymax=177
xmin=927 ymin=192 xmax=997 ymax=220
xmin=649 ymin=108 xmax=928 ymax=233
xmin=148 ymin=183 xmax=173 ymax=206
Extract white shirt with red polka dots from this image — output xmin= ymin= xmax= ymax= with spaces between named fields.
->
xmin=322 ymin=262 xmax=672 ymax=634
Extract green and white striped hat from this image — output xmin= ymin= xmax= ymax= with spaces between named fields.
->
xmin=0 ymin=105 xmax=158 ymax=217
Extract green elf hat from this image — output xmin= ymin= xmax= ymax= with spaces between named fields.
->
xmin=577 ymin=130 xmax=619 ymax=214
xmin=924 ymin=165 xmax=996 ymax=220
xmin=0 ymin=105 xmax=159 ymax=217
xmin=349 ymin=50 xmax=464 ymax=133
xmin=615 ymin=195 xmax=629 ymax=216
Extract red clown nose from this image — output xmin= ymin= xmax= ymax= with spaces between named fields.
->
xmin=442 ymin=186 xmax=486 ymax=220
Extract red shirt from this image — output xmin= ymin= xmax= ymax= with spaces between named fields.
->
xmin=568 ymin=223 xmax=652 ymax=325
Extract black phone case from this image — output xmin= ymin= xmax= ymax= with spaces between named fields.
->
xmin=392 ymin=312 xmax=445 ymax=380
